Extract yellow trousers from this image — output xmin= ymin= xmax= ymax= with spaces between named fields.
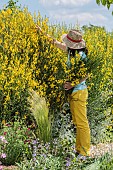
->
xmin=69 ymin=89 xmax=90 ymax=156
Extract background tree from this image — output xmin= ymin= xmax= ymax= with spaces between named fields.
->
xmin=96 ymin=0 xmax=113 ymax=14
xmin=4 ymin=0 xmax=20 ymax=10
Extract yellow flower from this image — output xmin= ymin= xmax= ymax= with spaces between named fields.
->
xmin=2 ymin=120 xmax=6 ymax=125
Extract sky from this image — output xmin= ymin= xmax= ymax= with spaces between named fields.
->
xmin=0 ymin=0 xmax=113 ymax=32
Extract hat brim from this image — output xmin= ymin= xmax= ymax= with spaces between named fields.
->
xmin=61 ymin=34 xmax=86 ymax=49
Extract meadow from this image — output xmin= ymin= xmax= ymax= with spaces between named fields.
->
xmin=0 ymin=4 xmax=113 ymax=170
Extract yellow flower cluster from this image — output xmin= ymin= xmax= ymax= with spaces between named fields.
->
xmin=0 ymin=8 xmax=112 ymax=124
xmin=84 ymin=27 xmax=112 ymax=92
xmin=65 ymin=52 xmax=88 ymax=86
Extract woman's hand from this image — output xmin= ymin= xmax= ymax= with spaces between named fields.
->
xmin=35 ymin=24 xmax=66 ymax=51
xmin=36 ymin=24 xmax=53 ymax=41
xmin=64 ymin=82 xmax=74 ymax=91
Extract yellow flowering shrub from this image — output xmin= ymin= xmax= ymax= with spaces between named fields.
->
xmin=0 ymin=8 xmax=67 ymax=124
xmin=83 ymin=26 xmax=113 ymax=138
xmin=0 ymin=8 xmax=112 ymax=126
xmin=65 ymin=52 xmax=88 ymax=87
xmin=84 ymin=27 xmax=112 ymax=93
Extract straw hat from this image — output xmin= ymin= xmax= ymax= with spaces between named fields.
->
xmin=62 ymin=29 xmax=86 ymax=49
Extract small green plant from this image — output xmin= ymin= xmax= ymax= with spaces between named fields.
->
xmin=98 ymin=152 xmax=113 ymax=170
xmin=0 ymin=118 xmax=34 ymax=165
xmin=28 ymin=90 xmax=52 ymax=143
xmin=0 ymin=135 xmax=8 ymax=164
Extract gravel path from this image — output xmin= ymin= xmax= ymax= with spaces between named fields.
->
xmin=90 ymin=142 xmax=113 ymax=158
xmin=1 ymin=166 xmax=19 ymax=170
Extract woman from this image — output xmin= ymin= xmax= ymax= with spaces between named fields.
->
xmin=36 ymin=26 xmax=90 ymax=160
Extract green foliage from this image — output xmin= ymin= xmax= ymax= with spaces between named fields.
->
xmin=96 ymin=0 xmax=113 ymax=7
xmin=28 ymin=90 xmax=52 ymax=143
xmin=4 ymin=0 xmax=20 ymax=10
xmin=99 ymin=153 xmax=113 ymax=170
xmin=16 ymin=135 xmax=113 ymax=170
xmin=96 ymin=0 xmax=113 ymax=14
xmin=87 ymin=92 xmax=113 ymax=144
xmin=0 ymin=118 xmax=34 ymax=165
xmin=16 ymin=114 xmax=75 ymax=169
xmin=17 ymin=155 xmax=63 ymax=170
xmin=0 ymin=89 xmax=30 ymax=128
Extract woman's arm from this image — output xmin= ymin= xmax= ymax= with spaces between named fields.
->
xmin=54 ymin=40 xmax=67 ymax=51
xmin=79 ymin=74 xmax=89 ymax=83
xmin=64 ymin=74 xmax=89 ymax=90
xmin=36 ymin=25 xmax=67 ymax=51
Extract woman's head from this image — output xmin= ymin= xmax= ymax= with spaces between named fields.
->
xmin=62 ymin=29 xmax=86 ymax=50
